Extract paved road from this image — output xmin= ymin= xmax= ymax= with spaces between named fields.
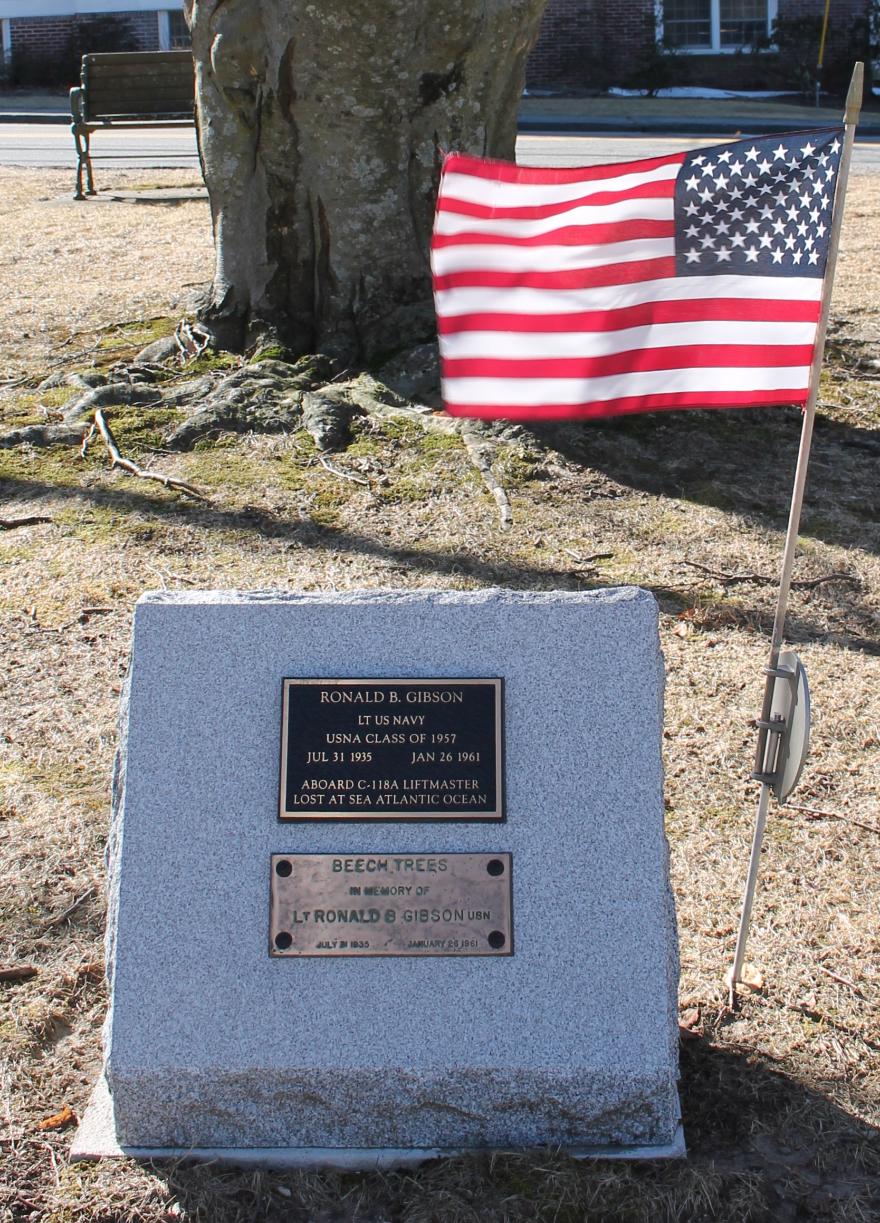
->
xmin=1 ymin=123 xmax=879 ymax=176
xmin=0 ymin=122 xmax=200 ymax=175
xmin=517 ymin=132 xmax=880 ymax=173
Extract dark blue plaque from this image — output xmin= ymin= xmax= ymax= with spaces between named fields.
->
xmin=279 ymin=678 xmax=504 ymax=821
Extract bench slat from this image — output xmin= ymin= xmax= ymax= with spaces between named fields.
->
xmin=83 ymin=51 xmax=192 ymax=66
xmin=86 ymin=65 xmax=194 ymax=81
xmin=88 ymin=89 xmax=193 ymax=107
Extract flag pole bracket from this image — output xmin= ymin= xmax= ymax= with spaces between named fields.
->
xmin=749 ymin=653 xmax=811 ymax=805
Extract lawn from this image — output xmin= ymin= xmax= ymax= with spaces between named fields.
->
xmin=0 ymin=167 xmax=878 ymax=1221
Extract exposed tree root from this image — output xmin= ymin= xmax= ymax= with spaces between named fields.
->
xmin=89 ymin=409 xmax=211 ymax=502
xmin=63 ymin=381 xmax=163 ymax=424
xmin=3 ymin=340 xmax=522 ymax=524
xmin=0 ymin=422 xmax=87 ymax=449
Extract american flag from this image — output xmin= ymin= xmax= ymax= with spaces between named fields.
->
xmin=431 ymin=128 xmax=844 ymax=421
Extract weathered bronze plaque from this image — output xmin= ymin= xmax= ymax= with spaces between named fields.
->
xmin=269 ymin=852 xmax=513 ymax=957
xmin=279 ymin=678 xmax=504 ymax=821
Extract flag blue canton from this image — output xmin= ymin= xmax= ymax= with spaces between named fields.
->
xmin=674 ymin=128 xmax=843 ymax=279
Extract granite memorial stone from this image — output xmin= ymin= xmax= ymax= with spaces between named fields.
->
xmin=74 ymin=587 xmax=682 ymax=1164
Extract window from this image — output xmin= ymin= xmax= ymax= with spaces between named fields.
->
xmin=168 ymin=10 xmax=190 ymax=49
xmin=662 ymin=0 xmax=775 ymax=51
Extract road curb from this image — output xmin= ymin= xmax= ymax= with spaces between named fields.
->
xmin=517 ymin=116 xmax=880 ymax=137
xmin=0 ymin=112 xmax=69 ymax=124
xmin=2 ymin=110 xmax=879 ymax=137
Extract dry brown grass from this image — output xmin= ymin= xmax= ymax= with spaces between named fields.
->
xmin=1 ymin=167 xmax=879 ymax=1221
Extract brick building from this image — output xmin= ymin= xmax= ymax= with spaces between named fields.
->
xmin=0 ymin=0 xmax=870 ymax=95
xmin=0 ymin=1 xmax=190 ymax=85
xmin=527 ymin=0 xmax=872 ymax=93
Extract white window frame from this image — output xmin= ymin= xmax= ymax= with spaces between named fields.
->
xmin=157 ymin=8 xmax=170 ymax=50
xmin=1 ymin=17 xmax=11 ymax=63
xmin=657 ymin=0 xmax=778 ymax=54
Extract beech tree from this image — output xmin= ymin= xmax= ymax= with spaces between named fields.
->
xmin=1 ymin=0 xmax=548 ymax=504
xmin=184 ymin=0 xmax=548 ymax=362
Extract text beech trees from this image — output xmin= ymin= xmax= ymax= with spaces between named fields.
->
xmin=185 ymin=0 xmax=548 ymax=361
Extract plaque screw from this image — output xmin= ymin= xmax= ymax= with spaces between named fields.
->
xmin=486 ymin=859 xmax=504 ymax=876
xmin=274 ymin=931 xmax=293 ymax=950
xmin=488 ymin=931 xmax=506 ymax=949
xmin=275 ymin=860 xmax=293 ymax=877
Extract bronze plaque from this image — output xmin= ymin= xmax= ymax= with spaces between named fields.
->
xmin=269 ymin=852 xmax=513 ymax=957
xmin=279 ymin=678 xmax=504 ymax=821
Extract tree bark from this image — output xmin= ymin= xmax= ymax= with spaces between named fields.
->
xmin=185 ymin=0 xmax=547 ymax=361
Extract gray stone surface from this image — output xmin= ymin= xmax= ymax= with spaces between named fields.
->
xmin=103 ymin=588 xmax=680 ymax=1152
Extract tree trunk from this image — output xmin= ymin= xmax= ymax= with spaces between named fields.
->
xmin=185 ymin=0 xmax=547 ymax=361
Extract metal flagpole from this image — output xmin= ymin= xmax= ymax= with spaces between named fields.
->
xmin=728 ymin=62 xmax=864 ymax=1008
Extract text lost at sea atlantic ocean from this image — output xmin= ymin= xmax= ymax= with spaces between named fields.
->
xmin=278 ymin=678 xmax=504 ymax=820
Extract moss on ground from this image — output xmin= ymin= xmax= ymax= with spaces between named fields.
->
xmin=1 ymin=385 xmax=72 ymax=429
xmin=98 ymin=404 xmax=180 ymax=454
xmin=183 ymin=449 xmax=277 ymax=493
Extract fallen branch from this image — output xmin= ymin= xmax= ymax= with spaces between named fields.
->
xmin=40 ymin=885 xmax=96 ymax=932
xmin=816 ymin=964 xmax=866 ymax=997
xmin=318 ymin=454 xmax=370 ymax=486
xmin=0 ymin=516 xmax=53 ymax=530
xmin=783 ymin=802 xmax=880 ymax=836
xmin=93 ymin=409 xmax=210 ymax=502
xmin=175 ymin=319 xmax=211 ymax=360
xmin=80 ymin=422 xmax=95 ymax=458
xmin=0 ymin=965 xmax=38 ymax=982
xmin=680 ymin=560 xmax=859 ymax=590
xmin=791 ymin=572 xmax=862 ymax=590
xmin=561 ymin=548 xmax=614 ymax=567
xmin=460 ymin=430 xmax=512 ymax=529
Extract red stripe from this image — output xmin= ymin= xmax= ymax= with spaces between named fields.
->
xmin=444 ymin=388 xmax=808 ymax=421
xmin=442 ymin=345 xmax=815 ymax=380
xmin=436 ymin=298 xmax=822 ymax=334
xmin=434 ymin=257 xmax=676 ymax=294
xmin=437 ymin=179 xmax=675 ymax=220
xmin=431 ymin=219 xmax=675 ymax=249
xmin=443 ymin=150 xmax=686 ymax=184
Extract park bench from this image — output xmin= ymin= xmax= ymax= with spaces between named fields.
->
xmin=70 ymin=50 xmax=195 ymax=200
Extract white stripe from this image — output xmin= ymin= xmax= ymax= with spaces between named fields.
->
xmin=431 ymin=238 xmax=674 ymax=277
xmin=439 ymin=320 xmax=819 ymax=360
xmin=440 ymin=161 xmax=681 ymax=208
xmin=434 ymin=198 xmax=672 ymax=238
xmin=443 ymin=366 xmax=812 ymax=407
xmin=435 ymin=274 xmax=824 ymax=317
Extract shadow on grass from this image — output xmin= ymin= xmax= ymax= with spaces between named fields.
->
xmin=129 ymin=1041 xmax=880 ymax=1223
xmin=530 ymin=406 xmax=880 ymax=558
xmin=2 ymin=470 xmax=878 ymax=655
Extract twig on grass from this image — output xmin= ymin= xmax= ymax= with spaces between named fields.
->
xmin=318 ymin=454 xmax=370 ymax=486
xmin=0 ymin=965 xmax=38 ymax=982
xmin=174 ymin=320 xmax=210 ymax=360
xmin=460 ymin=430 xmax=513 ymax=529
xmin=80 ymin=422 xmax=95 ymax=458
xmin=93 ymin=408 xmax=210 ymax=502
xmin=40 ymin=885 xmax=96 ymax=932
xmin=816 ymin=964 xmax=866 ymax=996
xmin=0 ymin=516 xmax=53 ymax=530
xmin=680 ymin=560 xmax=860 ymax=589
xmin=561 ymin=548 xmax=614 ymax=566
xmin=783 ymin=802 xmax=880 ymax=836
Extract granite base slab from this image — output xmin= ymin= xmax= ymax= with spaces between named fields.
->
xmin=72 ymin=1076 xmax=686 ymax=1167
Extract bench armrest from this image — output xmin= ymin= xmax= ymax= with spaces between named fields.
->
xmin=70 ymin=86 xmax=86 ymax=125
